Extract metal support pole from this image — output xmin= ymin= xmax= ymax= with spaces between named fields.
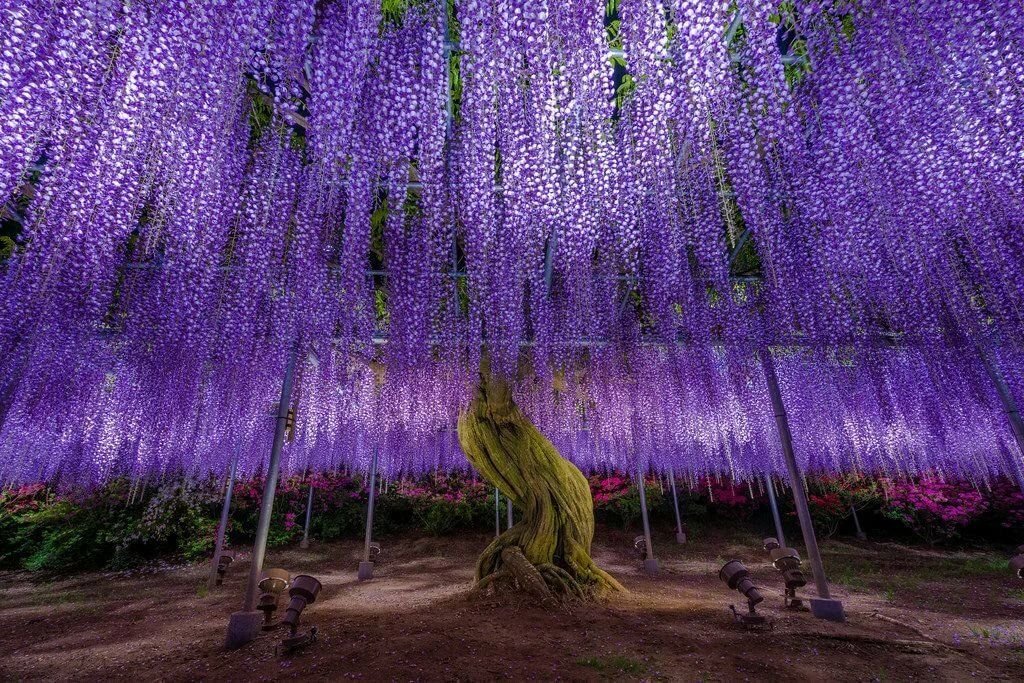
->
xmin=127 ymin=474 xmax=139 ymax=506
xmin=299 ymin=480 xmax=315 ymax=549
xmin=764 ymin=473 xmax=786 ymax=549
xmin=760 ymin=349 xmax=844 ymax=622
xmin=358 ymin=447 xmax=379 ymax=581
xmin=226 ymin=346 xmax=298 ymax=648
xmin=208 ymin=448 xmax=239 ymax=589
xmin=637 ymin=463 xmax=658 ymax=574
xmin=506 ymin=498 xmax=513 ymax=530
xmin=494 ymin=487 xmax=501 ymax=538
xmin=977 ymin=345 xmax=1024 ymax=494
xmin=669 ymin=466 xmax=685 ymax=544
xmin=850 ymin=505 xmax=866 ymax=540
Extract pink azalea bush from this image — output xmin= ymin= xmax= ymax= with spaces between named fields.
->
xmin=588 ymin=473 xmax=665 ymax=529
xmin=700 ymin=477 xmax=756 ymax=519
xmin=984 ymin=479 xmax=1024 ymax=530
xmin=232 ymin=472 xmax=367 ymax=547
xmin=881 ymin=478 xmax=989 ymax=544
xmin=399 ymin=475 xmax=492 ymax=535
xmin=0 ymin=483 xmax=48 ymax=515
xmin=804 ymin=475 xmax=882 ymax=538
xmin=806 ymin=492 xmax=847 ymax=537
xmin=3 ymin=470 xmax=1022 ymax=572
xmin=589 ymin=474 xmax=632 ymax=506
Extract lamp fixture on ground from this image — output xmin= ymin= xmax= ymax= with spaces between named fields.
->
xmin=633 ymin=536 xmax=647 ymax=560
xmin=257 ymin=569 xmax=290 ymax=630
xmin=634 ymin=464 xmax=659 ymax=575
xmin=278 ymin=574 xmax=322 ymax=656
xmin=719 ymin=560 xmax=773 ymax=630
xmin=1011 ymin=545 xmax=1024 ymax=579
xmin=358 ymin=541 xmax=382 ymax=581
xmin=215 ymin=550 xmax=235 ymax=586
xmin=631 ymin=535 xmax=658 ymax=574
xmin=763 ymin=537 xmax=808 ymax=610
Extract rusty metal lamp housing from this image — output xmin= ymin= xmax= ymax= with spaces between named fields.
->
xmin=278 ymin=574 xmax=322 ymax=656
xmin=764 ymin=537 xmax=808 ymax=609
xmin=215 ymin=550 xmax=235 ymax=586
xmin=1011 ymin=545 xmax=1024 ymax=579
xmin=719 ymin=560 xmax=772 ymax=629
xmin=257 ymin=569 xmax=290 ymax=630
xmin=633 ymin=535 xmax=648 ymax=560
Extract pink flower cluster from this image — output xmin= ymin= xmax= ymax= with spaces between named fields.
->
xmin=881 ymin=478 xmax=993 ymax=542
xmin=987 ymin=480 xmax=1024 ymax=529
xmin=0 ymin=483 xmax=47 ymax=515
xmin=808 ymin=493 xmax=845 ymax=517
xmin=884 ymin=479 xmax=988 ymax=527
xmin=400 ymin=475 xmax=488 ymax=505
xmin=588 ymin=474 xmax=632 ymax=506
xmin=701 ymin=478 xmax=753 ymax=510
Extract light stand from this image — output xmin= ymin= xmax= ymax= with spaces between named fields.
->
xmin=278 ymin=575 xmax=322 ymax=656
xmin=763 ymin=538 xmax=807 ymax=610
xmin=257 ymin=569 xmax=290 ymax=630
xmin=719 ymin=560 xmax=773 ymax=630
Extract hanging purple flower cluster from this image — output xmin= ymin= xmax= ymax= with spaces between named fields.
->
xmin=0 ymin=1 xmax=1022 ymax=489
xmin=718 ymin=0 xmax=1024 ymax=341
xmin=2 ymin=342 xmax=1019 ymax=493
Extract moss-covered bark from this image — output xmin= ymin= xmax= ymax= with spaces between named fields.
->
xmin=457 ymin=366 xmax=624 ymax=599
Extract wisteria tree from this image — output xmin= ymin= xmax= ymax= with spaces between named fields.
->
xmin=458 ymin=359 xmax=624 ymax=599
xmin=0 ymin=0 xmax=1022 ymax=601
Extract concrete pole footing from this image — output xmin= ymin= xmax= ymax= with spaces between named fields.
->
xmin=225 ymin=611 xmax=263 ymax=649
xmin=810 ymin=597 xmax=845 ymax=622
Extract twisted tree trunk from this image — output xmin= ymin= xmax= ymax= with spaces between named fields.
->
xmin=457 ymin=366 xmax=624 ymax=600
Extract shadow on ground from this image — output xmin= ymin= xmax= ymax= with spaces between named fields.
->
xmin=1 ymin=526 xmax=1021 ymax=681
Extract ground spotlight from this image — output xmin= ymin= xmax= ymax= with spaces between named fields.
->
xmin=1011 ymin=545 xmax=1024 ymax=579
xmin=278 ymin=574 xmax=322 ymax=656
xmin=719 ymin=560 xmax=772 ymax=629
xmin=215 ymin=550 xmax=235 ymax=586
xmin=633 ymin=536 xmax=648 ymax=560
xmin=763 ymin=537 xmax=807 ymax=609
xmin=257 ymin=568 xmax=290 ymax=630
xmin=358 ymin=542 xmax=382 ymax=581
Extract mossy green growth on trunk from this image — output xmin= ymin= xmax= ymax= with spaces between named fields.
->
xmin=457 ymin=366 xmax=624 ymax=599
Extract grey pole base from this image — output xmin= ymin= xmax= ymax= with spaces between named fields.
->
xmin=810 ymin=598 xmax=845 ymax=622
xmin=675 ymin=531 xmax=687 ymax=544
xmin=358 ymin=560 xmax=374 ymax=581
xmin=225 ymin=610 xmax=263 ymax=649
xmin=299 ymin=538 xmax=310 ymax=549
xmin=642 ymin=558 xmax=659 ymax=575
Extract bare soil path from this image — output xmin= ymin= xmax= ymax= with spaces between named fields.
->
xmin=1 ymin=527 xmax=1021 ymax=681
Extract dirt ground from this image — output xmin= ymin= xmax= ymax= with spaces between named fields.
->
xmin=1 ymin=526 xmax=1022 ymax=681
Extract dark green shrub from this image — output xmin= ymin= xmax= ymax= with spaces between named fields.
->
xmin=416 ymin=498 xmax=474 ymax=535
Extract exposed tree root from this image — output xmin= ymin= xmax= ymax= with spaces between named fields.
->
xmin=500 ymin=547 xmax=557 ymax=606
xmin=459 ymin=362 xmax=625 ymax=605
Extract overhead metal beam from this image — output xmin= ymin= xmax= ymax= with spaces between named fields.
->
xmin=728 ymin=227 xmax=752 ymax=267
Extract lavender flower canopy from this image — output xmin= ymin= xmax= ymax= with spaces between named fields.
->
xmin=0 ymin=0 xmax=1021 ymax=487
